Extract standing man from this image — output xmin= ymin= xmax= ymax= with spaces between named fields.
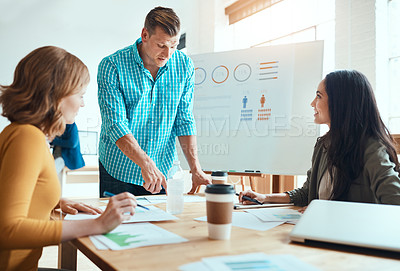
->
xmin=97 ymin=6 xmax=210 ymax=196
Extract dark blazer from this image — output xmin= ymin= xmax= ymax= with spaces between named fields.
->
xmin=287 ymin=137 xmax=400 ymax=206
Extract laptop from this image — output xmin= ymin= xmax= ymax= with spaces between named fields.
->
xmin=289 ymin=200 xmax=400 ymax=252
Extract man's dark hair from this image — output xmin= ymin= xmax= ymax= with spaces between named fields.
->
xmin=144 ymin=6 xmax=180 ymax=36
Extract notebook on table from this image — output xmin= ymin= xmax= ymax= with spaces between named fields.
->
xmin=289 ymin=199 xmax=400 ymax=252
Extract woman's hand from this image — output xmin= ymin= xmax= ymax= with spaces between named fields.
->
xmin=239 ymin=190 xmax=267 ymax=205
xmin=297 ymin=206 xmax=308 ymax=213
xmin=96 ymin=192 xmax=137 ymax=233
xmin=59 ymin=198 xmax=103 ymax=215
xmin=60 ymin=192 xmax=137 ymax=241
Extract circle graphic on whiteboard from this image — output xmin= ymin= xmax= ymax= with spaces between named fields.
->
xmin=195 ymin=67 xmax=206 ymax=85
xmin=234 ymin=63 xmax=251 ymax=82
xmin=212 ymin=65 xmax=229 ymax=84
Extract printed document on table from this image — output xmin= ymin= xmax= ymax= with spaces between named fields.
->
xmin=194 ymin=212 xmax=284 ymax=231
xmin=138 ymin=195 xmax=206 ymax=204
xmin=90 ymin=222 xmax=187 ymax=250
xmin=234 ymin=203 xmax=293 ymax=210
xmin=245 ymin=208 xmax=301 ymax=223
xmin=64 ymin=205 xmax=178 ymax=223
xmin=89 ymin=235 xmax=108 ymax=250
xmin=179 ymin=253 xmax=320 ymax=271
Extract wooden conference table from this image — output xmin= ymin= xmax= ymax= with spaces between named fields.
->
xmin=59 ymin=197 xmax=400 ymax=270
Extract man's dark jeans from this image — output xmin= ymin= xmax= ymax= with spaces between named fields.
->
xmin=99 ymin=161 xmax=165 ymax=196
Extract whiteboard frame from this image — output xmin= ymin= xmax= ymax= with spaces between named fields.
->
xmin=178 ymin=41 xmax=323 ymax=175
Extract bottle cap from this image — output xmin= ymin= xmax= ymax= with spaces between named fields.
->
xmin=211 ymin=171 xmax=228 ymax=177
xmin=205 ymin=184 xmax=235 ymax=194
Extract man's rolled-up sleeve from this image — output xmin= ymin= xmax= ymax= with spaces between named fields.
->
xmin=98 ymin=58 xmax=131 ymax=143
xmin=174 ymin=60 xmax=196 ymax=137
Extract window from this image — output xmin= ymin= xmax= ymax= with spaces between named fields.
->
xmin=223 ymin=0 xmax=335 ymax=185
xmin=79 ymin=131 xmax=98 ymax=155
xmin=227 ymin=0 xmax=335 ymax=75
xmin=388 ymin=0 xmax=400 ymax=133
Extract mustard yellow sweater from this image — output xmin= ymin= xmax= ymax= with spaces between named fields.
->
xmin=0 ymin=123 xmax=62 ymax=271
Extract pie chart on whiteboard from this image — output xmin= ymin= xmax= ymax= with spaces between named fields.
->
xmin=212 ymin=65 xmax=229 ymax=84
xmin=195 ymin=67 xmax=206 ymax=85
xmin=234 ymin=63 xmax=251 ymax=82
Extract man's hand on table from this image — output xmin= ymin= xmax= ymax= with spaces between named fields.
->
xmin=141 ymin=159 xmax=167 ymax=194
xmin=188 ymin=170 xmax=211 ymax=194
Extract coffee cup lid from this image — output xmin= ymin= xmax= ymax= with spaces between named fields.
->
xmin=211 ymin=171 xmax=228 ymax=177
xmin=205 ymin=184 xmax=234 ymax=194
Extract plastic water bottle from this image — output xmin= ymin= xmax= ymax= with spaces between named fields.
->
xmin=166 ymin=160 xmax=184 ymax=214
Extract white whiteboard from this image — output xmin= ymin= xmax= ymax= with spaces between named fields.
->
xmin=179 ymin=41 xmax=323 ymax=175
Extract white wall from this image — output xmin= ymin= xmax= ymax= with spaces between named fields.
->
xmin=335 ymin=0 xmax=390 ymax=122
xmin=0 ymin=0 xmax=209 ymax=165
xmin=0 ymin=0 xmax=207 ymax=127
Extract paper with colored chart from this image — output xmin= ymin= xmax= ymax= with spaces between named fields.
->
xmin=179 ymin=253 xmax=320 ymax=271
xmin=245 ymin=208 xmax=301 ymax=224
xmin=194 ymin=212 xmax=283 ymax=231
xmin=136 ymin=195 xmax=206 ymax=205
xmin=90 ymin=222 xmax=187 ymax=250
xmin=64 ymin=205 xmax=178 ymax=223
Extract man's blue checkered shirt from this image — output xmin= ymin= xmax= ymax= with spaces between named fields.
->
xmin=97 ymin=38 xmax=196 ymax=186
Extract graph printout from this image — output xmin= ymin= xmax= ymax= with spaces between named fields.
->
xmin=245 ymin=208 xmax=302 ymax=224
xmin=90 ymin=222 xmax=187 ymax=250
xmin=179 ymin=253 xmax=320 ymax=271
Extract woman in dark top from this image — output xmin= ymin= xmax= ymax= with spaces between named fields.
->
xmin=239 ymin=70 xmax=400 ymax=207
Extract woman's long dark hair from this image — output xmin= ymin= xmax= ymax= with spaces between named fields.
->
xmin=320 ymin=70 xmax=400 ymax=200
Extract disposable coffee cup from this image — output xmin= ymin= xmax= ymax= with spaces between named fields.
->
xmin=211 ymin=171 xmax=228 ymax=184
xmin=205 ymin=184 xmax=235 ymax=240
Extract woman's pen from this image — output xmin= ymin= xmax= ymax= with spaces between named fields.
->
xmin=103 ymin=191 xmax=150 ymax=210
xmin=235 ymin=193 xmax=263 ymax=205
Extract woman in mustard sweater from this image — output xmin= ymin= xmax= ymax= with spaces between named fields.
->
xmin=0 ymin=46 xmax=137 ymax=270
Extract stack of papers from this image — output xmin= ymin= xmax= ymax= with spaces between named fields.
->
xmin=195 ymin=213 xmax=283 ymax=231
xmin=179 ymin=253 xmax=320 ymax=271
xmin=195 ymin=208 xmax=301 ymax=231
xmin=234 ymin=203 xmax=293 ymax=209
xmin=64 ymin=205 xmax=178 ymax=223
xmin=245 ymin=208 xmax=302 ymax=224
xmin=137 ymin=195 xmax=206 ymax=205
xmin=90 ymin=222 xmax=188 ymax=250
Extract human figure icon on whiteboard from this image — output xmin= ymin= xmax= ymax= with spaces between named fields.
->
xmin=242 ymin=96 xmax=248 ymax=109
xmin=260 ymin=94 xmax=266 ymax=108
xmin=240 ymin=70 xmax=400 ymax=211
